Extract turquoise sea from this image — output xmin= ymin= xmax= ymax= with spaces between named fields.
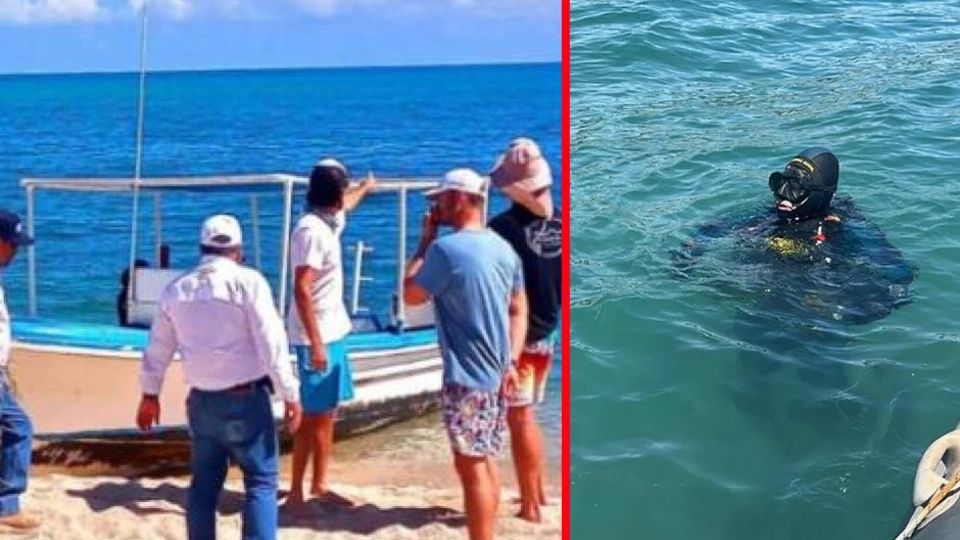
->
xmin=572 ymin=1 xmax=960 ymax=538
xmin=0 ymin=63 xmax=562 ymax=454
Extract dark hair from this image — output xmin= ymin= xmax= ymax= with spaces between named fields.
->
xmin=307 ymin=164 xmax=349 ymax=209
xmin=200 ymin=244 xmax=240 ymax=257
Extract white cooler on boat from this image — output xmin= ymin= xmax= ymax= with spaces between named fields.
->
xmin=128 ymin=268 xmax=184 ymax=327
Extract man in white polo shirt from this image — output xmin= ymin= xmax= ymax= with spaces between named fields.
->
xmin=136 ymin=214 xmax=301 ymax=540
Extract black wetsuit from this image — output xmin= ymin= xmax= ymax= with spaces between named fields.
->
xmin=675 ymin=197 xmax=914 ymax=324
xmin=673 ymin=196 xmax=916 ymax=434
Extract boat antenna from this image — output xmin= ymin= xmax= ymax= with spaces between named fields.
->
xmin=125 ymin=0 xmax=150 ymax=322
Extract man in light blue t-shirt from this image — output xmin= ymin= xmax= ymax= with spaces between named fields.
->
xmin=404 ymin=168 xmax=528 ymax=540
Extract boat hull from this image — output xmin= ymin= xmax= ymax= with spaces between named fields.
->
xmin=913 ymin=503 xmax=960 ymax=540
xmin=10 ymin=339 xmax=443 ymax=440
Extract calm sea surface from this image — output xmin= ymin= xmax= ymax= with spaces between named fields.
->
xmin=572 ymin=1 xmax=960 ymax=538
xmin=0 ymin=63 xmax=562 ymax=458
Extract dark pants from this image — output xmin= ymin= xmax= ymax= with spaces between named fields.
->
xmin=0 ymin=368 xmax=33 ymax=516
xmin=186 ymin=382 xmax=278 ymax=540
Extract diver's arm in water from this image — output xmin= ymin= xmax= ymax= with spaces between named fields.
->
xmin=869 ymin=230 xmax=915 ymax=287
xmin=832 ymin=199 xmax=917 ymax=324
xmin=835 ymin=197 xmax=915 ymax=284
xmin=840 ymin=197 xmax=917 ymax=288
xmin=853 ymin=227 xmax=916 ymax=324
xmin=670 ymin=213 xmax=769 ymax=277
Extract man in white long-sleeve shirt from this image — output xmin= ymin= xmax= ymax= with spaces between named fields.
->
xmin=136 ymin=214 xmax=302 ymax=540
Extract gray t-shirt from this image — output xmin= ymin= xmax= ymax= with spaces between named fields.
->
xmin=414 ymin=228 xmax=524 ymax=392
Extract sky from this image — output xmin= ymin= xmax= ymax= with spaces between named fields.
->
xmin=0 ymin=0 xmax=561 ymax=73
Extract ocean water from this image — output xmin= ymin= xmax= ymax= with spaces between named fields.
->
xmin=572 ymin=1 xmax=960 ymax=539
xmin=0 ymin=63 xmax=562 ymax=451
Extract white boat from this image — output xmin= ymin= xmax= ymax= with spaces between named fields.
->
xmin=8 ymin=173 xmax=446 ymax=440
xmin=894 ymin=426 xmax=960 ymax=540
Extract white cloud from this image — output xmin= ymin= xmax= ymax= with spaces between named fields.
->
xmin=1 ymin=0 xmax=558 ymax=24
xmin=453 ymin=0 xmax=559 ymax=17
xmin=289 ymin=0 xmax=338 ymax=17
xmin=128 ymin=0 xmax=193 ymax=19
xmin=0 ymin=0 xmax=100 ymax=23
xmin=135 ymin=0 xmax=502 ymax=21
xmin=128 ymin=0 xmax=265 ymax=20
xmin=287 ymin=0 xmax=557 ymax=18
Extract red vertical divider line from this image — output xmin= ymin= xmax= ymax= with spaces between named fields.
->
xmin=561 ymin=0 xmax=571 ymax=537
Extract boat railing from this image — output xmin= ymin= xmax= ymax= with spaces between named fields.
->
xmin=349 ymin=240 xmax=374 ymax=316
xmin=20 ymin=174 xmax=450 ymax=331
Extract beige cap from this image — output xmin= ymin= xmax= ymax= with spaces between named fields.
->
xmin=490 ymin=137 xmax=553 ymax=192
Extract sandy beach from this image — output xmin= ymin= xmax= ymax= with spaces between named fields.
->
xmin=13 ymin=416 xmax=561 ymax=539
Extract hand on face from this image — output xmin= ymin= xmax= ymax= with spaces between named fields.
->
xmin=421 ymin=204 xmax=440 ymax=244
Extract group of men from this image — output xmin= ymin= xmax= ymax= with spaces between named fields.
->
xmin=0 ymin=136 xmax=561 ymax=539
xmin=404 ymin=137 xmax=562 ymax=538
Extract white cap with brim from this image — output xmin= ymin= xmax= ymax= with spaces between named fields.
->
xmin=200 ymin=214 xmax=243 ymax=248
xmin=425 ymin=168 xmax=488 ymax=199
xmin=315 ymin=158 xmax=348 ymax=175
xmin=490 ymin=137 xmax=553 ymax=193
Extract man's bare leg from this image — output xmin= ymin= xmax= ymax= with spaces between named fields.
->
xmin=310 ymin=412 xmax=336 ymax=497
xmin=454 ymin=452 xmax=498 ymax=540
xmin=538 ymin=474 xmax=548 ymax=506
xmin=488 ymin=455 xmax=501 ymax=517
xmin=508 ymin=405 xmax=543 ymax=522
xmin=286 ymin=415 xmax=316 ymax=509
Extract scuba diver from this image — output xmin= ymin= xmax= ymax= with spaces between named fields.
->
xmin=673 ymin=147 xmax=916 ymax=439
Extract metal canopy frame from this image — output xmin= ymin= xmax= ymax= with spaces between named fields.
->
xmin=21 ymin=174 xmax=441 ymax=326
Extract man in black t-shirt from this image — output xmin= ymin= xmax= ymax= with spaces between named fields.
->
xmin=489 ymin=138 xmax=562 ymax=523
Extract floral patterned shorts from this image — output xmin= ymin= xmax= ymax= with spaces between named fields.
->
xmin=441 ymin=384 xmax=507 ymax=458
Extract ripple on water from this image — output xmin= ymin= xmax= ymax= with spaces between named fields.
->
xmin=573 ymin=0 xmax=960 ymax=537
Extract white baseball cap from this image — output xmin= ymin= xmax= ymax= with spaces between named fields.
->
xmin=315 ymin=158 xmax=348 ymax=175
xmin=200 ymin=214 xmax=243 ymax=248
xmin=425 ymin=168 xmax=488 ymax=199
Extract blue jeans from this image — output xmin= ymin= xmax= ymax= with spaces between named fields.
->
xmin=186 ymin=381 xmax=278 ymax=540
xmin=0 ymin=369 xmax=33 ymax=516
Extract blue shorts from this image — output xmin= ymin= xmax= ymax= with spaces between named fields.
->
xmin=294 ymin=340 xmax=354 ymax=414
